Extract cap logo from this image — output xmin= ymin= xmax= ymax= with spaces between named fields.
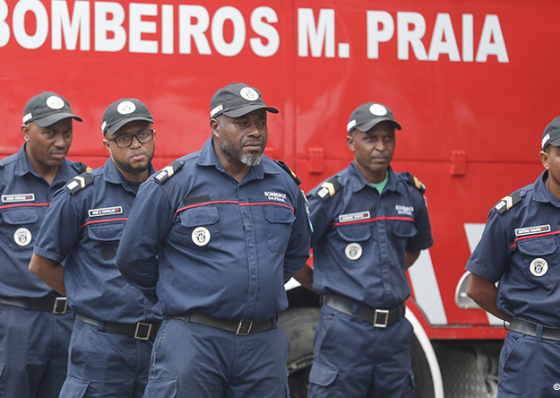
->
xmin=23 ymin=113 xmax=32 ymax=123
xmin=101 ymin=121 xmax=107 ymax=133
xmin=210 ymin=105 xmax=223 ymax=117
xmin=46 ymin=96 xmax=64 ymax=110
xmin=117 ymin=101 xmax=136 ymax=115
xmin=240 ymin=87 xmax=259 ymax=101
xmin=370 ymin=104 xmax=387 ymax=116
xmin=542 ymin=133 xmax=550 ymax=149
xmin=347 ymin=120 xmax=357 ymax=132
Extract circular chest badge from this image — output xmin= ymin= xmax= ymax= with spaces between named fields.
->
xmin=240 ymin=87 xmax=259 ymax=101
xmin=345 ymin=243 xmax=362 ymax=260
xmin=14 ymin=228 xmax=32 ymax=246
xmin=530 ymin=258 xmax=548 ymax=277
xmin=117 ymin=101 xmax=136 ymax=115
xmin=46 ymin=96 xmax=64 ymax=110
xmin=192 ymin=227 xmax=211 ymax=247
xmin=369 ymin=104 xmax=387 ymax=116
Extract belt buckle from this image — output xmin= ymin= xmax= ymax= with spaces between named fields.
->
xmin=53 ymin=297 xmax=68 ymax=315
xmin=236 ymin=319 xmax=254 ymax=335
xmin=134 ymin=322 xmax=153 ymax=340
xmin=373 ymin=309 xmax=389 ymax=328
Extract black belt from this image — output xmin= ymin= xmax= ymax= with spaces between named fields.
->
xmin=509 ymin=318 xmax=560 ymax=342
xmin=168 ymin=311 xmax=276 ymax=335
xmin=0 ymin=295 xmax=69 ymax=314
xmin=323 ymin=294 xmax=405 ymax=328
xmin=76 ymin=314 xmax=160 ymax=340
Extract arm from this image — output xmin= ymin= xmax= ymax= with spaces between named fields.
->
xmin=293 ymin=264 xmax=315 ymax=292
xmin=466 ymin=273 xmax=511 ymax=322
xmin=282 ymin=190 xmax=311 ymax=283
xmin=405 ymin=250 xmax=420 ymax=269
xmin=29 ymin=254 xmax=66 ymax=296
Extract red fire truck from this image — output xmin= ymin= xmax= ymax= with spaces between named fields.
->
xmin=1 ymin=0 xmax=557 ymax=396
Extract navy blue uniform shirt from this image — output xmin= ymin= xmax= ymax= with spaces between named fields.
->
xmin=116 ymin=138 xmax=310 ymax=321
xmin=466 ymin=171 xmax=560 ymax=327
xmin=33 ymin=158 xmax=158 ymax=323
xmin=307 ymin=163 xmax=433 ymax=309
xmin=0 ymin=144 xmax=83 ymax=299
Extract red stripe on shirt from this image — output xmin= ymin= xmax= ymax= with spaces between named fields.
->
xmin=175 ymin=200 xmax=294 ymax=215
xmin=330 ymin=216 xmax=414 ymax=226
xmin=511 ymin=230 xmax=560 ymax=249
xmin=0 ymin=203 xmax=49 ymax=210
xmin=81 ymin=218 xmax=128 ymax=228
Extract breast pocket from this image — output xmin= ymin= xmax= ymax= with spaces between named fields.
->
xmin=336 ymin=224 xmax=371 ymax=266
xmin=391 ymin=220 xmax=417 ymax=239
xmin=264 ymin=206 xmax=295 ymax=253
xmin=2 ymin=208 xmax=39 ymax=225
xmin=517 ymin=237 xmax=558 ymax=288
xmin=2 ymin=208 xmax=39 ymax=248
xmin=179 ymin=206 xmax=222 ymax=249
xmin=86 ymin=223 xmax=124 ymax=262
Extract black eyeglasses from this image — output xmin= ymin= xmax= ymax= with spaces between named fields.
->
xmin=108 ymin=129 xmax=155 ymax=148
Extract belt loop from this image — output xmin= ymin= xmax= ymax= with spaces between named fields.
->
xmin=536 ymin=324 xmax=543 ymax=342
xmin=24 ymin=297 xmax=31 ymax=310
xmin=97 ymin=320 xmax=105 ymax=332
xmin=351 ymin=303 xmax=359 ymax=319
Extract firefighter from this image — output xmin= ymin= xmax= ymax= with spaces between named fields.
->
xmin=0 ymin=92 xmax=85 ymax=398
xmin=296 ymin=102 xmax=433 ymax=397
xmin=115 ymin=83 xmax=311 ymax=398
xmin=29 ymin=99 xmax=160 ymax=397
xmin=466 ymin=117 xmax=560 ymax=397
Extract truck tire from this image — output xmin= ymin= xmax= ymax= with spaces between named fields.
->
xmin=279 ymin=307 xmax=320 ymax=398
xmin=411 ymin=332 xmax=436 ymax=398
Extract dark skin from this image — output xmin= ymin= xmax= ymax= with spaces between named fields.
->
xmin=29 ymin=120 xmax=156 ymax=295
xmin=466 ymin=146 xmax=560 ymax=322
xmin=294 ymin=121 xmax=420 ymax=291
xmin=22 ymin=119 xmax=73 ymax=185
xmin=210 ymin=110 xmax=268 ymax=183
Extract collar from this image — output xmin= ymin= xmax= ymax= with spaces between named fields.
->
xmin=534 ymin=170 xmax=560 ymax=208
xmin=348 ymin=162 xmax=399 ymax=194
xmin=14 ymin=144 xmax=73 ymax=185
xmin=103 ymin=157 xmax=155 ymax=193
xmin=195 ymin=138 xmax=277 ymax=181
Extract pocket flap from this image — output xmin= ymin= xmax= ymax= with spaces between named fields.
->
xmin=392 ymin=221 xmax=417 ymax=238
xmin=337 ymin=224 xmax=371 ymax=242
xmin=87 ymin=223 xmax=124 ymax=242
xmin=517 ymin=236 xmax=556 ymax=256
xmin=59 ymin=377 xmax=89 ymax=397
xmin=309 ymin=363 xmax=338 ymax=387
xmin=180 ymin=206 xmax=219 ymax=228
xmin=144 ymin=378 xmax=177 ymax=398
xmin=264 ymin=206 xmax=295 ymax=224
xmin=2 ymin=208 xmax=39 ymax=225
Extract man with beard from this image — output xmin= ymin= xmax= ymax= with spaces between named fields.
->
xmin=29 ymin=99 xmax=160 ymax=397
xmin=116 ymin=83 xmax=310 ymax=398
xmin=0 ymin=91 xmax=86 ymax=398
xmin=297 ymin=102 xmax=433 ymax=397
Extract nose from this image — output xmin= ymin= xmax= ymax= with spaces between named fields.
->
xmin=130 ymin=135 xmax=142 ymax=148
xmin=373 ymin=140 xmax=386 ymax=152
xmin=54 ymin=132 xmax=67 ymax=148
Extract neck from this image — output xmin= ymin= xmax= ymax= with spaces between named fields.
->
xmin=357 ymin=164 xmax=387 ymax=184
xmin=25 ymin=148 xmax=60 ymax=186
xmin=118 ymin=168 xmax=150 ymax=183
xmin=213 ymin=141 xmax=251 ymax=183
xmin=545 ymin=173 xmax=560 ymax=201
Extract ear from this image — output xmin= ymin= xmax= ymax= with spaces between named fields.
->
xmin=21 ymin=124 xmax=30 ymax=141
xmin=540 ymin=150 xmax=550 ymax=170
xmin=210 ymin=119 xmax=220 ymax=139
xmin=102 ymin=139 xmax=112 ymax=154
xmin=346 ymin=135 xmax=355 ymax=152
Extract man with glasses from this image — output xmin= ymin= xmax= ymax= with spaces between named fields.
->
xmin=29 ymin=99 xmax=160 ymax=397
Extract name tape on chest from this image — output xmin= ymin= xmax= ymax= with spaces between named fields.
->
xmin=515 ymin=224 xmax=551 ymax=237
xmin=88 ymin=206 xmax=123 ymax=218
xmin=338 ymin=211 xmax=370 ymax=223
xmin=2 ymin=193 xmax=35 ymax=203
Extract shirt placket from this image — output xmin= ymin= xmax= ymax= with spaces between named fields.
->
xmin=375 ymin=191 xmax=395 ymax=305
xmin=238 ymin=184 xmax=259 ymax=319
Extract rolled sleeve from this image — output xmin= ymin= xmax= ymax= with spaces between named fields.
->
xmin=406 ymin=191 xmax=434 ymax=252
xmin=283 ymin=190 xmax=311 ymax=282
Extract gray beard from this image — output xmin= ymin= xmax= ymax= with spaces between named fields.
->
xmin=220 ymin=140 xmax=263 ymax=166
xmin=241 ymin=153 xmax=262 ymax=166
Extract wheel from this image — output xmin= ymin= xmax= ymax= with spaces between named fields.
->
xmin=278 ymin=307 xmax=320 ymax=398
xmin=410 ymin=332 xmax=436 ymax=398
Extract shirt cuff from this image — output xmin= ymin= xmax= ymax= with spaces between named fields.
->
xmin=33 ymin=246 xmax=65 ymax=264
xmin=465 ymin=259 xmax=502 ymax=283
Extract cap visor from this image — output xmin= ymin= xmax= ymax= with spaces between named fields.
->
xmin=223 ymin=104 xmax=279 ymax=118
xmin=34 ymin=113 xmax=83 ymax=127
xmin=106 ymin=116 xmax=154 ymax=136
xmin=546 ymin=137 xmax=560 ymax=149
xmin=357 ymin=118 xmax=402 ymax=132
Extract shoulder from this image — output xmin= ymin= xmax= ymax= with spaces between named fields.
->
xmin=492 ymin=185 xmax=532 ymax=216
xmin=309 ymin=168 xmax=350 ymax=203
xmin=68 ymin=160 xmax=93 ymax=175
xmin=266 ymin=158 xmax=302 ymax=187
xmin=0 ymin=152 xmax=18 ymax=170
xmin=397 ymin=171 xmax=426 ymax=194
xmin=65 ymin=170 xmax=100 ymax=196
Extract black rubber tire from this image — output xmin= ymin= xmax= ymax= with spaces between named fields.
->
xmin=278 ymin=307 xmax=320 ymax=398
xmin=410 ymin=332 xmax=436 ymax=398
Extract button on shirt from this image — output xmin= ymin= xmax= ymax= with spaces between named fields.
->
xmin=307 ymin=163 xmax=433 ymax=309
xmin=466 ymin=171 xmax=560 ymax=327
xmin=33 ymin=158 xmax=158 ymax=323
xmin=0 ymin=145 xmax=83 ymax=299
xmin=116 ymin=138 xmax=310 ymax=321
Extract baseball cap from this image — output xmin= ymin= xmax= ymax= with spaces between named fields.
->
xmin=102 ymin=99 xmax=154 ymax=136
xmin=347 ymin=102 xmax=402 ymax=133
xmin=541 ymin=117 xmax=560 ymax=150
xmin=210 ymin=83 xmax=279 ymax=118
xmin=22 ymin=92 xmax=82 ymax=127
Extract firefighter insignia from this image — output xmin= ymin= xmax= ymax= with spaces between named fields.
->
xmin=530 ymin=258 xmax=548 ymax=277
xmin=14 ymin=228 xmax=32 ymax=246
xmin=345 ymin=243 xmax=362 ymax=260
xmin=192 ymin=227 xmax=211 ymax=247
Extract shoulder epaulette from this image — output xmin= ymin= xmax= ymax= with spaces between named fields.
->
xmin=66 ymin=172 xmax=94 ymax=195
xmin=494 ymin=191 xmax=523 ymax=215
xmin=274 ymin=160 xmax=301 ymax=185
xmin=154 ymin=160 xmax=184 ymax=185
xmin=406 ymin=173 xmax=426 ymax=193
xmin=73 ymin=161 xmax=92 ymax=174
xmin=317 ymin=177 xmax=342 ymax=201
xmin=0 ymin=163 xmax=3 ymax=169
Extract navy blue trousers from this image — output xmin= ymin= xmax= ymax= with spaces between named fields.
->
xmin=58 ymin=319 xmax=153 ymax=398
xmin=0 ymin=303 xmax=74 ymax=398
xmin=143 ymin=317 xmax=290 ymax=398
xmin=308 ymin=304 xmax=415 ymax=398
